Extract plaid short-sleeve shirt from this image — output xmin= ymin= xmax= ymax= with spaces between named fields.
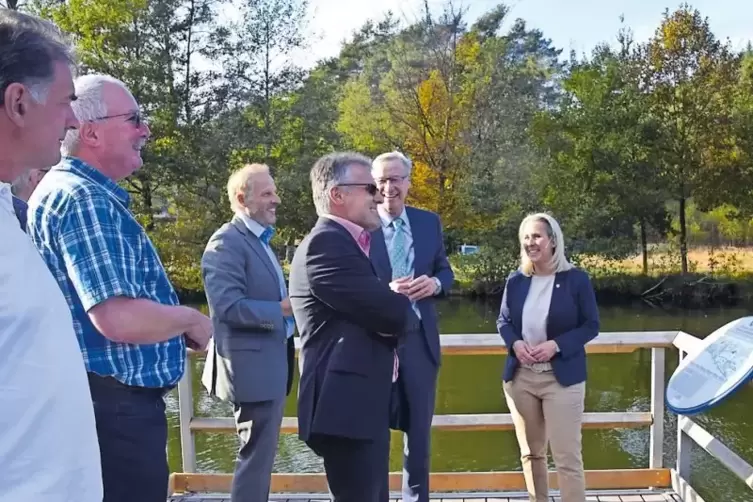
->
xmin=27 ymin=156 xmax=186 ymax=388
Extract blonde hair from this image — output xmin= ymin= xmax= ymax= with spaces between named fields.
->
xmin=226 ymin=163 xmax=270 ymax=212
xmin=519 ymin=212 xmax=573 ymax=276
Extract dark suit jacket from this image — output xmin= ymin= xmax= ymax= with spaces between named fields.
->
xmin=370 ymin=206 xmax=454 ymax=365
xmin=497 ymin=267 xmax=599 ymax=387
xmin=289 ymin=217 xmax=413 ymax=442
xmin=12 ymin=196 xmax=27 ymax=231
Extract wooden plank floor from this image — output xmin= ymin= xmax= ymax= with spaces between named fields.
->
xmin=168 ymin=491 xmax=683 ymax=501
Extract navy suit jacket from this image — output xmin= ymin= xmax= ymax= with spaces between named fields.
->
xmin=370 ymin=206 xmax=454 ymax=365
xmin=497 ymin=267 xmax=599 ymax=387
xmin=289 ymin=217 xmax=413 ymax=443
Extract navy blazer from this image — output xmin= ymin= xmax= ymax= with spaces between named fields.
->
xmin=370 ymin=206 xmax=454 ymax=365
xmin=289 ymin=217 xmax=412 ymax=443
xmin=496 ymin=267 xmax=599 ymax=387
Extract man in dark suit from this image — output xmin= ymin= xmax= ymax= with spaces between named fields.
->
xmin=289 ymin=151 xmax=415 ymax=502
xmin=201 ymin=164 xmax=296 ymax=502
xmin=369 ymin=151 xmax=454 ymax=502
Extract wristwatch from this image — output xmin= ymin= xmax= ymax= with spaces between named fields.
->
xmin=432 ymin=277 xmax=442 ymax=295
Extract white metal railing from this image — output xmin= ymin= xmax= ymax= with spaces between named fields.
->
xmin=671 ymin=332 xmax=753 ymax=502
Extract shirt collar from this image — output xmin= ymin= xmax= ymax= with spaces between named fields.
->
xmin=378 ymin=205 xmax=408 ymax=229
xmin=0 ymin=182 xmax=12 ymax=216
xmin=321 ymin=214 xmax=370 ymax=255
xmin=57 ymin=156 xmax=130 ymax=207
xmin=237 ymin=211 xmax=271 ymax=239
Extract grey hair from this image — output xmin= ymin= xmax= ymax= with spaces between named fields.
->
xmin=372 ymin=150 xmax=413 ymax=177
xmin=519 ymin=212 xmax=573 ymax=276
xmin=0 ymin=10 xmax=75 ymax=106
xmin=227 ymin=163 xmax=271 ymax=212
xmin=61 ymin=74 xmax=130 ymax=156
xmin=310 ymin=152 xmax=372 ymax=216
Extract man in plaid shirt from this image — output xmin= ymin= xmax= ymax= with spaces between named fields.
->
xmin=28 ymin=73 xmax=212 ymax=502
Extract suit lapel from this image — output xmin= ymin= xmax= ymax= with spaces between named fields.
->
xmin=231 ymin=216 xmax=280 ymax=288
xmin=370 ymin=227 xmax=392 ymax=282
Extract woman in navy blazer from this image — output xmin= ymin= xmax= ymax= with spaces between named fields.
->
xmin=497 ymin=213 xmax=599 ymax=502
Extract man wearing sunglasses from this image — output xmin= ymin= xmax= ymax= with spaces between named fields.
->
xmin=289 ymin=152 xmax=416 ymax=501
xmin=27 ymin=73 xmax=213 ymax=502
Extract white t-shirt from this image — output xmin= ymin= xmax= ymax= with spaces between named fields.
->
xmin=0 ymin=183 xmax=102 ymax=502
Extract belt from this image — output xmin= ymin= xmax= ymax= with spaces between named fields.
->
xmin=522 ymin=362 xmax=553 ymax=373
xmin=87 ymin=372 xmax=172 ymax=398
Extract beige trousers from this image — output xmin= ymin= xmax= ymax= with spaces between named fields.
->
xmin=503 ymin=367 xmax=586 ymax=502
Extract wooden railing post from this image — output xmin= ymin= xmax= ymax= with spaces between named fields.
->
xmin=649 ymin=347 xmax=666 ymax=468
xmin=675 ymin=348 xmax=691 ymax=480
xmin=177 ymin=356 xmax=197 ymax=473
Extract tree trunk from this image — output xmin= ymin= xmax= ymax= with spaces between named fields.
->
xmin=640 ymin=218 xmax=648 ymax=275
xmin=678 ymin=196 xmax=688 ymax=274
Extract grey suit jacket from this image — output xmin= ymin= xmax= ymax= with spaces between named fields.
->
xmin=201 ymin=215 xmax=290 ymax=404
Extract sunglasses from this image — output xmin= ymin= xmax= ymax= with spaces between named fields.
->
xmin=337 ymin=183 xmax=379 ymax=196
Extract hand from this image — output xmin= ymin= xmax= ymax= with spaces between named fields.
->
xmin=184 ymin=310 xmax=213 ymax=351
xmin=389 ymin=276 xmax=413 ymax=294
xmin=529 ymin=340 xmax=559 ymax=363
xmin=280 ymin=297 xmax=292 ymax=317
xmin=402 ymin=275 xmax=439 ymax=302
xmin=512 ymin=340 xmax=537 ymax=365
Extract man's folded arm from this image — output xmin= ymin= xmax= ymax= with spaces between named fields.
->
xmin=306 ymin=234 xmax=409 ymax=336
xmin=59 ymin=195 xmax=200 ymax=344
xmin=201 ymin=234 xmax=283 ymax=333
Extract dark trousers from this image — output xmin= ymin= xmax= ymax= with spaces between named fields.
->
xmin=87 ymin=373 xmax=170 ymax=502
xmin=397 ymin=326 xmax=439 ymax=502
xmin=307 ymin=432 xmax=390 ymax=502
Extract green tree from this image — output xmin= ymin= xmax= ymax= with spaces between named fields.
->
xmin=641 ymin=4 xmax=740 ymax=273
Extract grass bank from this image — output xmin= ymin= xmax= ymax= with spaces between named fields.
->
xmin=450 ymin=246 xmax=753 ymax=308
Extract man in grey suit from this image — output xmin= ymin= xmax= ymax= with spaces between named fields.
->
xmin=201 ymin=163 xmax=296 ymax=502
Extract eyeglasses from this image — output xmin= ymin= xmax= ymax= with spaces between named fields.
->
xmin=337 ymin=183 xmax=378 ymax=196
xmin=374 ymin=175 xmax=408 ymax=185
xmin=91 ymin=111 xmax=145 ymax=128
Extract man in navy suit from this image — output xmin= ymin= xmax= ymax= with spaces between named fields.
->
xmin=289 ymin=151 xmax=415 ymax=501
xmin=369 ymin=151 xmax=454 ymax=502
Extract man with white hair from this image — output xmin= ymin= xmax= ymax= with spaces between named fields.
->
xmin=0 ymin=9 xmax=102 ymax=502
xmin=201 ymin=163 xmax=296 ymax=502
xmin=27 ymin=73 xmax=213 ymax=502
xmin=370 ymin=151 xmax=454 ymax=502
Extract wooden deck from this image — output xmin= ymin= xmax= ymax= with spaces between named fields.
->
xmin=167 ymin=490 xmax=683 ymax=501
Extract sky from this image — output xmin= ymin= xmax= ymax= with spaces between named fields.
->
xmin=288 ymin=0 xmax=753 ymax=68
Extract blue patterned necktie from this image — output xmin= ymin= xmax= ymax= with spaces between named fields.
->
xmin=388 ymin=217 xmax=411 ymax=279
xmin=260 ymin=226 xmax=274 ymax=245
xmin=259 ymin=225 xmax=295 ymax=338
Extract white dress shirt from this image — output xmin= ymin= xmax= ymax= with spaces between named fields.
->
xmin=0 ymin=182 xmax=102 ymax=502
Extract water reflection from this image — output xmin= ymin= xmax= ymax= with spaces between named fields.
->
xmin=165 ymin=300 xmax=753 ymax=501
